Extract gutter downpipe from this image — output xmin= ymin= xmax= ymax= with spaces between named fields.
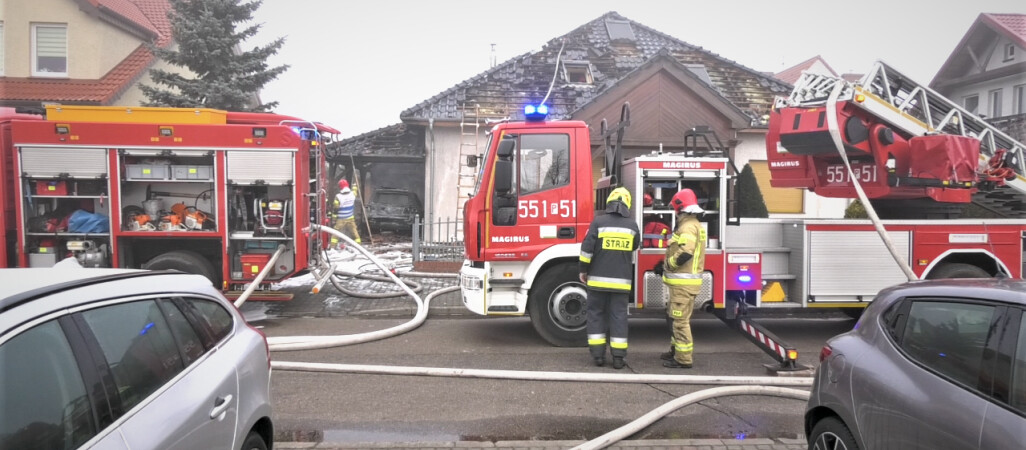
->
xmin=427 ymin=118 xmax=436 ymax=240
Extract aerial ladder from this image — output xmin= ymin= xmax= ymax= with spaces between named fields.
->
xmin=768 ymin=60 xmax=1026 ymax=217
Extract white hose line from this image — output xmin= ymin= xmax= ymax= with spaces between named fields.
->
xmin=825 ymin=83 xmax=917 ymax=281
xmin=570 ymin=386 xmax=811 ymax=450
xmin=270 ymin=360 xmax=812 ymax=386
xmin=234 ymin=244 xmax=288 ymax=309
xmin=267 ymin=285 xmax=457 ymax=350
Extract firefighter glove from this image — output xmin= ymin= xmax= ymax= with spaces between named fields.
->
xmin=653 ymin=262 xmax=664 ymax=276
xmin=674 ymin=252 xmax=692 ymax=267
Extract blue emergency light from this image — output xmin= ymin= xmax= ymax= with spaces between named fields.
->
xmin=524 ymin=104 xmax=549 ymax=121
xmin=738 ymin=274 xmax=752 ymax=283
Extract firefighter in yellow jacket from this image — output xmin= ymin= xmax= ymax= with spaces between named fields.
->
xmin=659 ymin=188 xmax=706 ymax=369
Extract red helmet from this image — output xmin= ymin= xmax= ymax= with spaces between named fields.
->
xmin=338 ymin=179 xmax=349 ymax=190
xmin=669 ymin=189 xmax=702 ymax=214
xmin=643 ymin=193 xmax=653 ymax=207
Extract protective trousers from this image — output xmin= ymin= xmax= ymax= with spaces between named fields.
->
xmin=586 ymin=290 xmax=629 ymax=359
xmin=667 ymin=284 xmax=698 ymax=365
xmin=333 ymin=217 xmax=361 ymax=246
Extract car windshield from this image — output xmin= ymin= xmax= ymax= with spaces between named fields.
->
xmin=375 ymin=193 xmax=413 ymax=207
xmin=471 ymin=131 xmax=495 ymax=198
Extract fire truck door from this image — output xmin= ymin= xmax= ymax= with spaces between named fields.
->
xmin=488 ymin=133 xmax=576 ymax=260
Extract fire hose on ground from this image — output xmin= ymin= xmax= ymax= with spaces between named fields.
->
xmin=265 ymin=225 xmax=814 ymax=449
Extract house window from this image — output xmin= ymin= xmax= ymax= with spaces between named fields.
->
xmin=964 ymin=95 xmax=979 ymax=115
xmin=605 ymin=19 xmax=636 ymax=42
xmin=1004 ymin=43 xmax=1016 ymax=62
xmin=563 ymin=62 xmax=593 ymax=84
xmin=1014 ymin=85 xmax=1025 ymax=115
xmin=749 ymin=161 xmax=804 ymax=214
xmin=32 ymin=24 xmax=67 ymax=77
xmin=989 ymin=89 xmax=1003 ymax=119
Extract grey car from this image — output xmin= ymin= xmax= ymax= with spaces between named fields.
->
xmin=0 ymin=268 xmax=273 ymax=450
xmin=366 ymin=188 xmax=424 ymax=233
xmin=806 ymin=278 xmax=1026 ymax=449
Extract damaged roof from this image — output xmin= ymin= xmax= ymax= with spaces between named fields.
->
xmin=401 ymin=11 xmax=792 ymax=127
xmin=328 ymin=123 xmax=424 ymax=161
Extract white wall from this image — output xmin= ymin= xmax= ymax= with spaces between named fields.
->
xmin=734 ymin=129 xmax=848 ymax=219
xmin=946 ymin=73 xmax=1025 ymax=118
xmin=424 ymin=124 xmax=472 ymax=223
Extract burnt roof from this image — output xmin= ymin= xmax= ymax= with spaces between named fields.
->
xmin=328 ymin=123 xmax=424 ymax=161
xmin=401 ymin=11 xmax=792 ymax=126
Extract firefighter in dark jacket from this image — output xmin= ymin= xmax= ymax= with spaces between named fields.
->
xmin=658 ymin=188 xmax=706 ymax=369
xmin=579 ymin=187 xmax=641 ymax=369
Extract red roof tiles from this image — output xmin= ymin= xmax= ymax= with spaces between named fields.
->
xmin=0 ymin=0 xmax=171 ymax=105
xmin=982 ymin=13 xmax=1026 ymax=48
xmin=774 ymin=56 xmax=837 ymax=85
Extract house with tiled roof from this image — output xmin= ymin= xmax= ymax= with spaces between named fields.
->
xmin=335 ymin=11 xmax=849 ymax=228
xmin=0 ymin=0 xmax=180 ymax=110
xmin=774 ymin=55 xmax=837 ymax=85
xmin=930 ymin=13 xmax=1026 ymax=142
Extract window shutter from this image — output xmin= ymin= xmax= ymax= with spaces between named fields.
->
xmin=36 ymin=25 xmax=67 ymax=58
xmin=749 ymin=161 xmax=804 ymax=214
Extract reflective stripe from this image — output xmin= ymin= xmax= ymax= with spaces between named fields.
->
xmin=692 ymin=228 xmax=706 ymax=273
xmin=674 ymin=342 xmax=694 ymax=352
xmin=588 ymin=334 xmax=607 ymax=346
xmin=610 ymin=337 xmax=628 ymax=349
xmin=663 ymin=272 xmax=702 ymax=286
xmin=587 ymin=275 xmax=631 ymax=291
xmin=579 ymin=255 xmax=592 ymax=263
xmin=598 ymin=227 xmax=637 ymax=239
xmin=672 ymin=233 xmax=689 ymax=245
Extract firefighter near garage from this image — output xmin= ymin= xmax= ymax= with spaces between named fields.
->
xmin=332 ymin=179 xmax=361 ymax=249
xmin=578 ymin=187 xmax=641 ymax=369
xmin=658 ymin=188 xmax=706 ymax=369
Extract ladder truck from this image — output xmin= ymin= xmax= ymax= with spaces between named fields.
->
xmin=459 ymin=63 xmax=1026 ymax=371
xmin=0 ymin=105 xmax=338 ymax=300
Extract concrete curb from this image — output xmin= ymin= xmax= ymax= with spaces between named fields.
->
xmin=275 ymin=437 xmax=807 ymax=449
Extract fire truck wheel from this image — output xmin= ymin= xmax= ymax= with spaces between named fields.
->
xmin=926 ymin=263 xmax=989 ymax=280
xmin=143 ymin=250 xmax=219 ymax=286
xmin=528 ymin=264 xmax=588 ymax=347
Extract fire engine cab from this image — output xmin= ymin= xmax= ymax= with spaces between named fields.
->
xmin=0 ymin=105 xmax=336 ymax=297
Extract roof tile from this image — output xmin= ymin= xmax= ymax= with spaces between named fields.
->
xmin=400 ymin=11 xmax=791 ymax=126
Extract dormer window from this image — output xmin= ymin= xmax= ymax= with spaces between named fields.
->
xmin=563 ymin=62 xmax=593 ymax=85
xmin=605 ymin=19 xmax=636 ymax=42
xmin=1004 ymin=43 xmax=1016 ymax=62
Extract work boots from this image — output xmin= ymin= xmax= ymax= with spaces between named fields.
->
xmin=612 ymin=357 xmax=625 ymax=370
xmin=593 ymin=356 xmax=606 ymax=367
xmin=659 ymin=345 xmax=675 ymax=361
xmin=662 ymin=359 xmax=693 ymax=369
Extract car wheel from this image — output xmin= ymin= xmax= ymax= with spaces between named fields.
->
xmin=809 ymin=416 xmax=859 ymax=450
xmin=142 ymin=250 xmax=220 ymax=286
xmin=527 ymin=263 xmax=587 ymax=347
xmin=926 ymin=262 xmax=990 ymax=279
xmin=241 ymin=431 xmax=268 ymax=450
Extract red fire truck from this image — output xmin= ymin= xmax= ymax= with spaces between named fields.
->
xmin=459 ymin=62 xmax=1026 ymax=369
xmin=0 ymin=105 xmax=336 ymax=298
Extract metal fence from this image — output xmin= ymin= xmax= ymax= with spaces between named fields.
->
xmin=411 ymin=215 xmax=464 ymax=262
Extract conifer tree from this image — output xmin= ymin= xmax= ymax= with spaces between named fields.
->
xmin=737 ymin=164 xmax=770 ymax=218
xmin=142 ymin=0 xmax=287 ymax=111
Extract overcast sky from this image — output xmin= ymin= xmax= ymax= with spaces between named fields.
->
xmin=250 ymin=0 xmax=1025 ymax=138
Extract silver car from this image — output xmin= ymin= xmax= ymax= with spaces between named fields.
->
xmin=806 ymin=278 xmax=1026 ymax=449
xmin=0 ymin=269 xmax=273 ymax=450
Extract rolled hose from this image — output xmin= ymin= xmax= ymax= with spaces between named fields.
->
xmin=273 ymin=225 xmax=814 ymax=446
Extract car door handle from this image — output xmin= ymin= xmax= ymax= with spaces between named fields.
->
xmin=558 ymin=227 xmax=575 ymax=239
xmin=209 ymin=394 xmax=233 ymax=419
